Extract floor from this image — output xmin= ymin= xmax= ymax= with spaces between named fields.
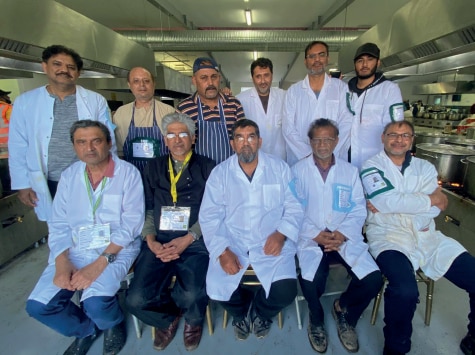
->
xmin=0 ymin=242 xmax=469 ymax=355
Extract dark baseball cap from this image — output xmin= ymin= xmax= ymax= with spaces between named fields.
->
xmin=193 ymin=57 xmax=219 ymax=74
xmin=354 ymin=43 xmax=380 ymax=61
xmin=0 ymin=89 xmax=11 ymax=96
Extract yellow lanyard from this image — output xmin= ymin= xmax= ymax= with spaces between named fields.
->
xmin=84 ymin=170 xmax=107 ymax=223
xmin=168 ymin=151 xmax=192 ymax=205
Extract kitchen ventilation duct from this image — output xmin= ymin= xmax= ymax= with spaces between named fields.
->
xmin=338 ymin=0 xmax=475 ymax=75
xmin=0 ymin=0 xmax=155 ymax=78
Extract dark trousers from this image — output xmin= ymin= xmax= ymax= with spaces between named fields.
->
xmin=218 ymin=278 xmax=297 ymax=321
xmin=125 ymin=240 xmax=209 ymax=328
xmin=26 ymin=290 xmax=122 ymax=338
xmin=299 ymin=250 xmax=382 ymax=327
xmin=377 ymin=250 xmax=475 ymax=354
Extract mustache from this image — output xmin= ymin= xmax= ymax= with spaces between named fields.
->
xmin=205 ymin=86 xmax=217 ymax=91
xmin=56 ymin=72 xmax=73 ymax=78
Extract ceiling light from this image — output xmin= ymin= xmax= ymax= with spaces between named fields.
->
xmin=253 ymin=51 xmax=258 ymax=60
xmin=245 ymin=9 xmax=252 ymax=26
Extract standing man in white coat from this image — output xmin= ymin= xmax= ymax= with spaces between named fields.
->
xmin=200 ymin=119 xmax=303 ymax=341
xmin=346 ymin=43 xmax=404 ymax=170
xmin=8 ymin=44 xmax=116 ymax=222
xmin=361 ymin=120 xmax=475 ymax=355
xmin=292 ymin=119 xmax=382 ymax=353
xmin=26 ymin=120 xmax=144 ymax=355
xmin=237 ymin=58 xmax=287 ymax=161
xmin=283 ymin=41 xmax=351 ymax=165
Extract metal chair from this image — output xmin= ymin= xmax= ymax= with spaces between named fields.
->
xmin=370 ymin=269 xmax=435 ymax=326
xmin=222 ymin=266 xmax=283 ymax=329
xmin=294 ymin=261 xmax=350 ymax=329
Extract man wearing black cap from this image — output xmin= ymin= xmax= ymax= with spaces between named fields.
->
xmin=345 ymin=42 xmax=404 ymax=170
xmin=177 ymin=57 xmax=245 ymax=164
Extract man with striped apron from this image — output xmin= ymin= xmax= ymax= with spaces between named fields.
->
xmin=177 ymin=57 xmax=245 ymax=164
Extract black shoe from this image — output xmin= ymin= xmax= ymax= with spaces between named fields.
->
xmin=307 ymin=323 xmax=327 ymax=353
xmin=63 ymin=328 xmax=100 ymax=355
xmin=232 ymin=317 xmax=251 ymax=340
xmin=103 ymin=321 xmax=127 ymax=355
xmin=383 ymin=345 xmax=406 ymax=355
xmin=250 ymin=307 xmax=272 ymax=339
xmin=332 ymin=299 xmax=358 ymax=353
xmin=461 ymin=333 xmax=475 ymax=355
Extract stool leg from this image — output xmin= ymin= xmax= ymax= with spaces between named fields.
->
xmin=425 ymin=279 xmax=435 ymax=326
xmin=278 ymin=311 xmax=283 ymax=329
xmin=371 ymin=283 xmax=385 ymax=325
xmin=132 ymin=315 xmax=142 ymax=338
xmin=295 ymin=296 xmax=302 ymax=330
xmin=223 ymin=310 xmax=228 ymax=329
xmin=206 ymin=303 xmax=214 ymax=335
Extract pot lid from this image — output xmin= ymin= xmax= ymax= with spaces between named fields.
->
xmin=415 ymin=132 xmax=449 ymax=137
xmin=416 ymin=143 xmax=475 ymax=155
xmin=444 ymin=138 xmax=475 ymax=146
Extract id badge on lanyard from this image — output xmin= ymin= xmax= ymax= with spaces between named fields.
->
xmin=131 ymin=137 xmax=158 ymax=158
xmin=75 ymin=223 xmax=111 ymax=251
xmin=159 ymin=206 xmax=191 ymax=231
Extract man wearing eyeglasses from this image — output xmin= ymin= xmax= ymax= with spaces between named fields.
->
xmin=283 ymin=41 xmax=352 ymax=165
xmin=345 ymin=43 xmax=405 ymax=170
xmin=200 ymin=119 xmax=303 ymax=341
xmin=292 ymin=118 xmax=382 ymax=353
xmin=361 ymin=120 xmax=475 ymax=355
xmin=126 ymin=112 xmax=215 ymax=351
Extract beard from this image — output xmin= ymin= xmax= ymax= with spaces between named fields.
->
xmin=237 ymin=147 xmax=257 ymax=163
xmin=356 ymin=65 xmax=377 ymax=80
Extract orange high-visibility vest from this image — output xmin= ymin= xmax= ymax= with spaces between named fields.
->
xmin=0 ymin=102 xmax=12 ymax=144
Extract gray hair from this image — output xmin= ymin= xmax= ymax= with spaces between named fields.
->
xmin=161 ymin=112 xmax=196 ymax=135
xmin=307 ymin=118 xmax=339 ymax=139
xmin=70 ymin=119 xmax=111 ymax=143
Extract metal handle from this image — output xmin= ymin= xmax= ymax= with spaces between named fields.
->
xmin=420 ymin=153 xmax=438 ymax=159
xmin=2 ymin=215 xmax=24 ymax=228
xmin=444 ymin=215 xmax=460 ymax=226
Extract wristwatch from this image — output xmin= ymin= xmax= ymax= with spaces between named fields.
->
xmin=189 ymin=230 xmax=199 ymax=242
xmin=101 ymin=252 xmax=117 ymax=264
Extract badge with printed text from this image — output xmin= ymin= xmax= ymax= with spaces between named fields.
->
xmin=360 ymin=168 xmax=394 ymax=198
xmin=332 ymin=184 xmax=355 ymax=213
xmin=159 ymin=206 xmax=191 ymax=231
xmin=75 ymin=223 xmax=111 ymax=251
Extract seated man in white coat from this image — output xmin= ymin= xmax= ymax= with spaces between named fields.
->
xmin=361 ymin=120 xmax=475 ymax=355
xmin=200 ymin=119 xmax=303 ymax=340
xmin=292 ymin=119 xmax=382 ymax=353
xmin=26 ymin=120 xmax=144 ymax=355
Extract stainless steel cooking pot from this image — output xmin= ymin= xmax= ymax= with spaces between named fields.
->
xmin=444 ymin=137 xmax=475 ymax=150
xmin=463 ymin=156 xmax=475 ymax=199
xmin=415 ymin=143 xmax=475 ymax=183
xmin=467 ymin=128 xmax=475 ymax=140
xmin=414 ymin=132 xmax=450 ymax=146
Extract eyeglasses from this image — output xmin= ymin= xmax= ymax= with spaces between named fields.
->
xmin=234 ymin=134 xmax=258 ymax=144
xmin=165 ymin=132 xmax=189 ymax=139
xmin=385 ymin=133 xmax=414 ymax=140
xmin=310 ymin=137 xmax=336 ymax=145
xmin=306 ymin=52 xmax=328 ymax=60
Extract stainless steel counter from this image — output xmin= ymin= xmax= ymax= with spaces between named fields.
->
xmin=0 ymin=193 xmax=48 ymax=266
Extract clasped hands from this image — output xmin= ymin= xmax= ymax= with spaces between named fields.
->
xmin=313 ymin=229 xmax=347 ymax=252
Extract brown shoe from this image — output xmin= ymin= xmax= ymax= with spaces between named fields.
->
xmin=152 ymin=316 xmax=181 ymax=351
xmin=183 ymin=322 xmax=203 ymax=351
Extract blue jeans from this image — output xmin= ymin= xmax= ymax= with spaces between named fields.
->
xmin=377 ymin=250 xmax=475 ymax=354
xmin=26 ymin=289 xmax=123 ymax=338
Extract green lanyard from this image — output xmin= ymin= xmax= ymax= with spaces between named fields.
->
xmin=84 ymin=170 xmax=107 ymax=223
xmin=168 ymin=151 xmax=192 ymax=205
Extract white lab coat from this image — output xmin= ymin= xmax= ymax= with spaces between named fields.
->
xmin=292 ymin=155 xmax=379 ymax=281
xmin=8 ymin=85 xmax=117 ymax=221
xmin=199 ymin=151 xmax=303 ymax=301
xmin=283 ymin=75 xmax=351 ymax=165
xmin=346 ymin=80 xmax=403 ymax=170
xmin=28 ymin=155 xmax=144 ymax=304
xmin=361 ymin=151 xmax=466 ymax=280
xmin=237 ymin=87 xmax=287 ymax=161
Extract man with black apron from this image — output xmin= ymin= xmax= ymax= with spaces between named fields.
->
xmin=113 ymin=67 xmax=175 ymax=173
xmin=177 ymin=57 xmax=245 ymax=164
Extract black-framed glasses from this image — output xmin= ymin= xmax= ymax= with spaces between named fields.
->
xmin=306 ymin=52 xmax=328 ymax=60
xmin=310 ymin=137 xmax=336 ymax=145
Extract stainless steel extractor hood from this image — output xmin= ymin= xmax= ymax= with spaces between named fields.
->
xmin=412 ymin=81 xmax=475 ymax=95
xmin=0 ymin=0 xmax=155 ymax=78
xmin=338 ymin=0 xmax=475 ymax=76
